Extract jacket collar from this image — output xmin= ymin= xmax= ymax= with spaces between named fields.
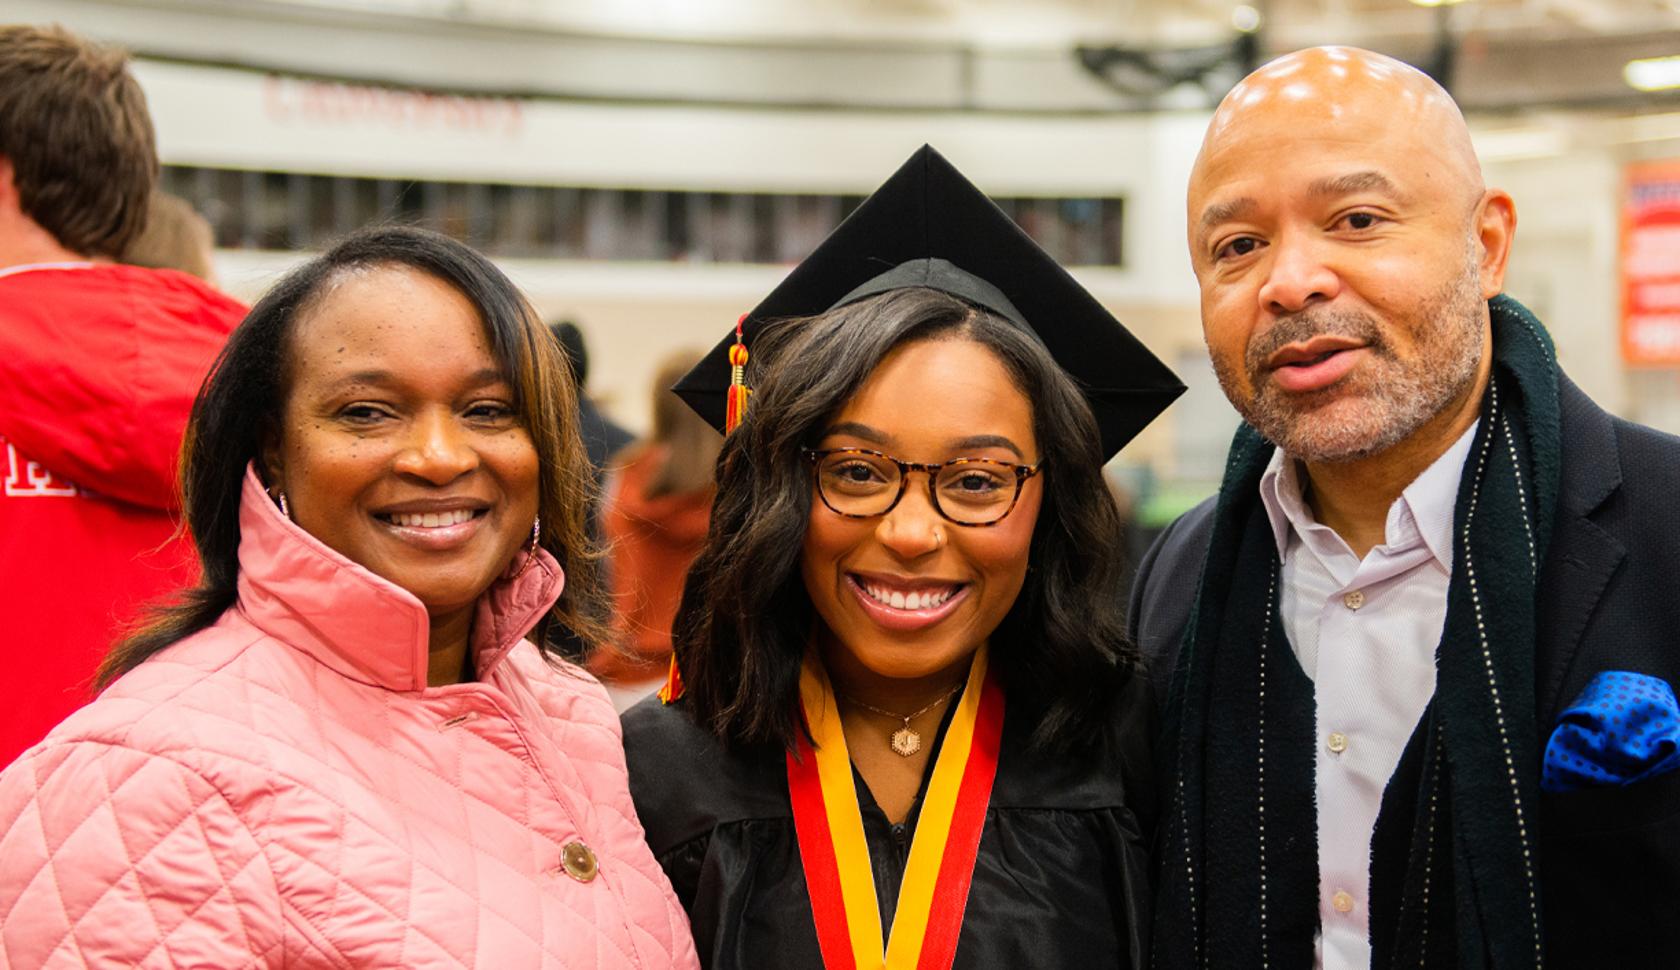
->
xmin=1535 ymin=374 xmax=1627 ymax=722
xmin=1555 ymin=373 xmax=1623 ymax=519
xmin=232 ymin=464 xmax=564 ymax=692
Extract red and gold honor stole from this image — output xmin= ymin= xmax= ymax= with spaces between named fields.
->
xmin=786 ymin=649 xmax=1006 ymax=970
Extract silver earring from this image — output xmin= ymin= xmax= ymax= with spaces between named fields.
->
xmin=514 ymin=514 xmax=543 ymax=580
xmin=277 ymin=492 xmax=291 ymax=519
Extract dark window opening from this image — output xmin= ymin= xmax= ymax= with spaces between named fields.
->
xmin=160 ymin=165 xmax=1126 ymax=268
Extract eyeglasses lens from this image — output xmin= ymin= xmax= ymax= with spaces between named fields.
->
xmin=934 ymin=461 xmax=1016 ymax=524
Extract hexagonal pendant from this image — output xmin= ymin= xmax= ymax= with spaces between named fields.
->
xmin=890 ymin=727 xmax=922 ymax=757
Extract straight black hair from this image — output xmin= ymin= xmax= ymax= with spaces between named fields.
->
xmin=673 ymin=286 xmax=1140 ymax=752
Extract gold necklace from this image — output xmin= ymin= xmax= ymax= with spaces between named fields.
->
xmin=836 ymin=683 xmax=964 ymax=757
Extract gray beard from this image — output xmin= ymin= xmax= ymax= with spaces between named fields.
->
xmin=1213 ymin=259 xmax=1485 ymax=464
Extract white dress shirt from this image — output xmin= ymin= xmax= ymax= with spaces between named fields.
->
xmin=1257 ymin=421 xmax=1478 ymax=970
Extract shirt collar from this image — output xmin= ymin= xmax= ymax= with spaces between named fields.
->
xmin=0 ymin=261 xmax=96 ymax=281
xmin=1258 ymin=420 xmax=1480 ymax=568
xmin=1401 ymin=419 xmax=1479 ymax=567
xmin=1259 ymin=448 xmax=1309 ymax=562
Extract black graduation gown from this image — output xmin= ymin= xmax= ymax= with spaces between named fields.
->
xmin=621 ymin=675 xmax=1156 ymax=970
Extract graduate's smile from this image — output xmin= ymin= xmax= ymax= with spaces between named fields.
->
xmin=846 ymin=573 xmax=971 ymax=632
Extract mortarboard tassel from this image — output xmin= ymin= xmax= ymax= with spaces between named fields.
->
xmin=660 ymin=313 xmax=751 ymax=705
xmin=724 ymin=313 xmax=751 ymax=433
xmin=658 ymin=660 xmax=684 ymax=704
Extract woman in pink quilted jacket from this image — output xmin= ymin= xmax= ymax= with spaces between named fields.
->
xmin=0 ymin=227 xmax=700 ymax=969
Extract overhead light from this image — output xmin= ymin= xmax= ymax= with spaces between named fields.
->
xmin=1408 ymin=0 xmax=1472 ymax=7
xmin=1626 ymin=55 xmax=1680 ymax=92
xmin=1231 ymin=5 xmax=1261 ymax=33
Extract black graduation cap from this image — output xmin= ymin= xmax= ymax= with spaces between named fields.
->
xmin=673 ymin=144 xmax=1184 ymax=461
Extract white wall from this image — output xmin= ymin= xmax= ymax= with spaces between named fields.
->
xmin=30 ymin=0 xmax=1154 ymax=113
xmin=1476 ymin=115 xmax=1680 ymax=433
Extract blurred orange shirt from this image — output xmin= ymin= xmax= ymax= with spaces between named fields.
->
xmin=590 ymin=445 xmax=712 ymax=686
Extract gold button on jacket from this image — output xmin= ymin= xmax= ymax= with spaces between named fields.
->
xmin=560 ymin=841 xmax=599 ymax=883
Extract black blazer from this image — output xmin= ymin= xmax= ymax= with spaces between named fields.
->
xmin=1129 ymin=375 xmax=1680 ymax=969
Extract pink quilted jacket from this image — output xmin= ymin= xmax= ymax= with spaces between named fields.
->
xmin=0 ymin=469 xmax=700 ymax=969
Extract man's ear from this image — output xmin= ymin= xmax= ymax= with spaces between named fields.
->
xmin=1474 ymin=189 xmax=1517 ymax=299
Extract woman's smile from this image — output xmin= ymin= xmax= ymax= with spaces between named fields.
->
xmin=845 ymin=572 xmax=971 ymax=632
xmin=372 ymin=502 xmax=490 ymax=550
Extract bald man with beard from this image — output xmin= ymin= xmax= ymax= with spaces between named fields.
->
xmin=1131 ymin=47 xmax=1680 ymax=970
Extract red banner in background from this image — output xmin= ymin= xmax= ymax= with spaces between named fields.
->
xmin=1622 ymin=161 xmax=1680 ymax=366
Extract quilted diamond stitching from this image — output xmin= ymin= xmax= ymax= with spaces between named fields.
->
xmin=36 ymin=754 xmax=208 ymax=959
xmin=4 ymin=633 xmax=695 ymax=968
xmin=84 ymin=754 xmax=172 ymax=958
xmin=4 ymin=743 xmax=284 ymax=968
xmin=162 ymin=706 xmax=647 ymax=966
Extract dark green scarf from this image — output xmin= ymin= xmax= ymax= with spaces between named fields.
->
xmin=1155 ymin=296 xmax=1562 ymax=970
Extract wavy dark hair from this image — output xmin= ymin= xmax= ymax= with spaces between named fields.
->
xmin=97 ymin=226 xmax=605 ymax=687
xmin=673 ymin=287 xmax=1138 ymax=752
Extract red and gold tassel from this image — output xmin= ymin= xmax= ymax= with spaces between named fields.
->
xmin=658 ymin=657 xmax=684 ymax=704
xmin=661 ymin=313 xmax=752 ymax=705
xmin=724 ymin=313 xmax=751 ymax=433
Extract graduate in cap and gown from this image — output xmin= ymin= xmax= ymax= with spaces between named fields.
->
xmin=620 ymin=146 xmax=1184 ymax=969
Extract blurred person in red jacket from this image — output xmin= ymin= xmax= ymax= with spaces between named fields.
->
xmin=589 ymin=350 xmax=720 ymax=708
xmin=0 ymin=25 xmax=246 ymax=766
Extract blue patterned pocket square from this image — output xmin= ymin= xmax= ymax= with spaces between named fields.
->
xmin=1543 ymin=671 xmax=1680 ymax=793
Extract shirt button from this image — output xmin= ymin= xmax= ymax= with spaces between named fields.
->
xmin=558 ymin=841 xmax=598 ymax=883
xmin=1332 ymin=889 xmax=1355 ymax=914
xmin=1327 ymin=731 xmax=1349 ymax=754
xmin=1342 ymin=590 xmax=1366 ymax=610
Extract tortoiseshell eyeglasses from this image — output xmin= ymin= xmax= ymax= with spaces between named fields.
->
xmin=803 ymin=447 xmax=1043 ymax=527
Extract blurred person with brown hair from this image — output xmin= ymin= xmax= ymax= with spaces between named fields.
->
xmin=121 ymin=188 xmax=216 ymax=282
xmin=0 ymin=24 xmax=246 ymax=767
xmin=589 ymin=350 xmax=720 ymax=707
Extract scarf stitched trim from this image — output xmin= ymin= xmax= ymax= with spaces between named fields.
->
xmin=1154 ymin=295 xmax=1562 ymax=970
